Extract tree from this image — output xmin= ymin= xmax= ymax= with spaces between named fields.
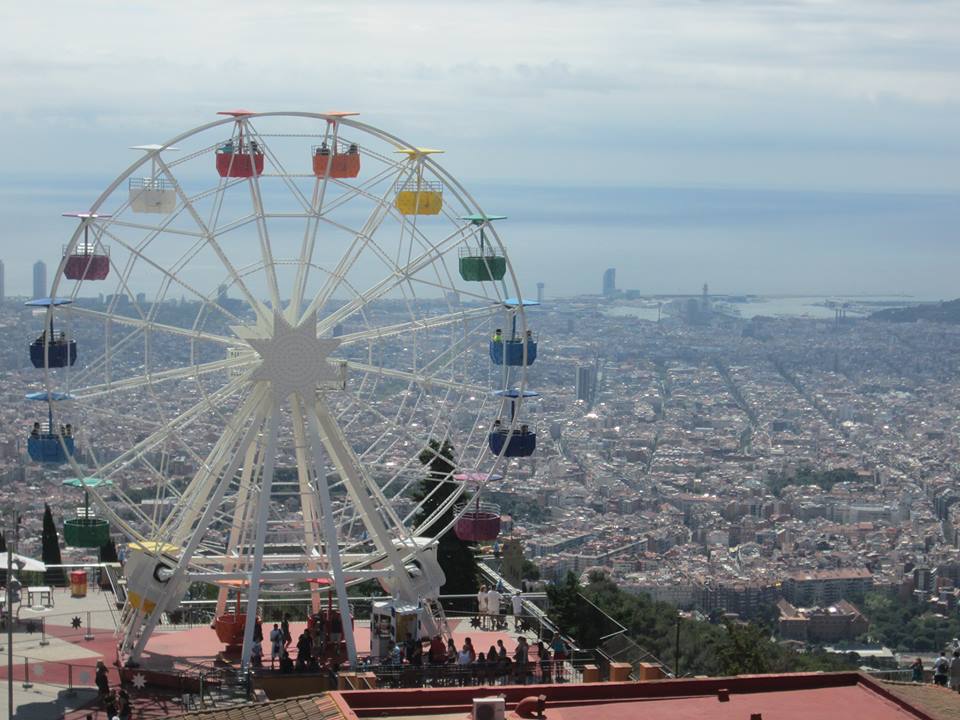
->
xmin=714 ymin=620 xmax=771 ymax=676
xmin=501 ymin=540 xmax=524 ymax=586
xmin=413 ymin=439 xmax=479 ymax=601
xmin=41 ymin=504 xmax=65 ymax=586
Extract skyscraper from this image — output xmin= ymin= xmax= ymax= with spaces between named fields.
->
xmin=536 ymin=282 xmax=544 ymax=304
xmin=33 ymin=260 xmax=47 ymax=299
xmin=602 ymin=268 xmax=616 ymax=297
xmin=576 ymin=366 xmax=596 ymax=404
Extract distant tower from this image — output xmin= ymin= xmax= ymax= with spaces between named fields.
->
xmin=0 ymin=259 xmax=5 ymax=303
xmin=33 ymin=260 xmax=47 ymax=299
xmin=602 ymin=268 xmax=616 ymax=297
xmin=576 ymin=366 xmax=596 ymax=405
xmin=536 ymin=282 xmax=544 ymax=304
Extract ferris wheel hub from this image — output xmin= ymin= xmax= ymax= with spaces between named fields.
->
xmin=248 ymin=310 xmax=343 ymax=401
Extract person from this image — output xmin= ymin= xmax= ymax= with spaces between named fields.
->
xmin=348 ymin=143 xmax=358 ymax=154
xmin=492 ymin=329 xmax=503 ymax=343
xmin=446 ymin=638 xmax=458 ymax=664
xmin=456 ymin=643 xmax=472 ymax=686
xmin=477 ymin=584 xmax=489 ymax=628
xmin=934 ymin=651 xmax=950 ymax=686
xmin=318 ymin=142 xmax=330 ymax=156
xmin=220 ymin=139 xmax=234 ymax=154
xmin=104 ymin=691 xmax=118 ymax=720
xmin=492 ymin=419 xmax=502 ymax=432
xmin=950 ymin=651 xmax=960 ymax=691
xmin=279 ymin=649 xmax=294 ymax=673
xmin=511 ymin=591 xmax=523 ymax=630
xmin=465 ymin=637 xmax=476 ymax=663
xmin=911 ymin=657 xmax=924 ymax=683
xmin=116 ymin=689 xmax=131 ymax=720
xmin=520 ymin=424 xmax=529 ymax=435
xmin=250 ymin=140 xmax=260 ymax=154
xmin=486 ymin=585 xmax=501 ymax=629
xmin=409 ymin=638 xmax=423 ymax=666
xmin=403 ymin=633 xmax=417 ymax=663
xmin=389 ymin=639 xmax=402 ymax=665
xmin=526 ymin=329 xmax=533 ymax=340
xmin=536 ymin=641 xmax=551 ymax=684
xmin=95 ymin=660 xmax=110 ymax=699
xmin=253 ymin=618 xmax=263 ymax=643
xmin=296 ymin=629 xmax=312 ymax=670
xmin=514 ymin=637 xmax=529 ymax=684
xmin=497 ymin=639 xmax=507 ymax=660
xmin=430 ymin=634 xmax=446 ymax=663
xmin=269 ymin=623 xmax=283 ymax=669
xmin=65 ymin=423 xmax=72 ymax=437
xmin=281 ymin=614 xmax=292 ymax=649
xmin=250 ymin=641 xmax=263 ymax=668
xmin=31 ymin=422 xmax=40 ymax=437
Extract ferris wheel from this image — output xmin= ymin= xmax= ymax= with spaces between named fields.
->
xmin=35 ymin=110 xmax=540 ymax=668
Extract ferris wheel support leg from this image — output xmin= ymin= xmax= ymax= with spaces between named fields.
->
xmin=291 ymin=398 xmax=323 ymax=614
xmin=240 ymin=402 xmax=280 ymax=673
xmin=304 ymin=403 xmax=358 ymax=667
xmin=127 ymin=395 xmax=269 ymax=663
xmin=217 ymin=438 xmax=259 ymax=618
xmin=308 ymin=397 xmax=441 ymax=639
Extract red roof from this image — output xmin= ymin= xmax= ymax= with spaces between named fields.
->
xmin=332 ymin=673 xmax=936 ymax=720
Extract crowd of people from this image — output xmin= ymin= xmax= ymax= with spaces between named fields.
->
xmin=373 ymin=631 xmax=572 ymax=687
xmin=928 ymin=649 xmax=960 ymax=691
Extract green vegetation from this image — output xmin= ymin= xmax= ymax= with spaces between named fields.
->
xmin=767 ymin=466 xmax=860 ymax=497
xmin=548 ymin=572 xmax=855 ymax=677
xmin=861 ymin=591 xmax=960 ymax=652
xmin=41 ymin=503 xmax=65 ymax=586
xmin=872 ymin=299 xmax=960 ymax=324
xmin=413 ymin=439 xmax=479 ymax=601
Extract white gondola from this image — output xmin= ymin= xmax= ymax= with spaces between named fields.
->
xmin=128 ymin=144 xmax=179 ymax=214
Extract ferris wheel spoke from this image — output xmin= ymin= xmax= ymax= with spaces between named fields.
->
xmin=91 ymin=225 xmax=248 ymax=327
xmin=301 ymin=168 xmax=414 ymax=324
xmin=71 ymin=355 xmax=254 ymax=400
xmin=245 ymin=123 xmax=313 ymax=213
xmin=306 ymin=398 xmax=420 ymax=574
xmin=128 ymin=390 xmax=271 ymax=662
xmin=166 ymin=383 xmax=271 ymax=543
xmin=106 ymin=219 xmax=205 ymax=239
xmin=93 ymin=374 xmax=250 ymax=480
xmin=68 ymin=305 xmax=237 ymax=346
xmin=153 ymin=154 xmax=270 ymax=325
xmin=313 ymin=223 xmax=476 ymax=336
xmin=336 ymin=304 xmax=494 ymax=345
xmin=339 ymin=360 xmax=488 ymax=397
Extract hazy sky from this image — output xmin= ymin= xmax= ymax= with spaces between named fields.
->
xmin=1 ymin=1 xmax=958 ymax=296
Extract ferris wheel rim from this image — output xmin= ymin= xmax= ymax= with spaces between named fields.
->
xmin=43 ymin=110 xmax=531 ymax=556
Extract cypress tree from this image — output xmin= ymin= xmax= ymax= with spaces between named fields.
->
xmin=41 ymin=504 xmax=65 ymax=586
xmin=413 ymin=439 xmax=479 ymax=605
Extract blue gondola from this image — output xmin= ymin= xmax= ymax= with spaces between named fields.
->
xmin=487 ymin=427 xmax=537 ymax=457
xmin=489 ymin=297 xmax=540 ymax=367
xmin=489 ymin=338 xmax=537 ymax=366
xmin=487 ymin=389 xmax=538 ymax=457
xmin=25 ymin=298 xmax=77 ymax=368
xmin=26 ymin=391 xmax=76 ymax=465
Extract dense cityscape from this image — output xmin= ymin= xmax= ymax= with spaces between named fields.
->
xmin=4 ymin=258 xmax=960 ymax=662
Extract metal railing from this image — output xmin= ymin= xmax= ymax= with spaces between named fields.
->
xmin=129 ymin=177 xmax=174 ymax=190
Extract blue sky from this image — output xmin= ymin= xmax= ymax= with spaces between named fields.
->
xmin=1 ymin=0 xmax=958 ymax=296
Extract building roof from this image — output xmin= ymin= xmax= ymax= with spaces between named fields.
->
xmin=169 ymin=673 xmax=941 ymax=720
xmin=174 ymin=692 xmax=347 ymax=720
xmin=331 ymin=673 xmax=936 ymax=720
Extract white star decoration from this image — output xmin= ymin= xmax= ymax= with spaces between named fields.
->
xmin=247 ymin=311 xmax=342 ymax=401
xmin=132 ymin=672 xmax=147 ymax=689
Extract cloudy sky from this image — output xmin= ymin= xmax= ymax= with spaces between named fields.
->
xmin=1 ymin=0 xmax=958 ymax=296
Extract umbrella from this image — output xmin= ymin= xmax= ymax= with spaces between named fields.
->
xmin=0 ymin=553 xmax=46 ymax=572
